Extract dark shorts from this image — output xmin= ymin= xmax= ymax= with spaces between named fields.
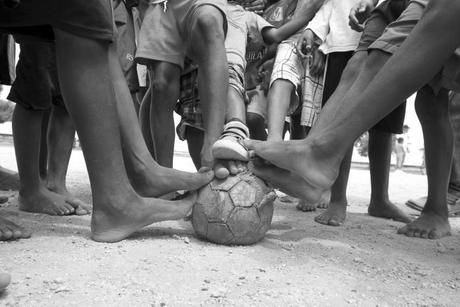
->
xmin=356 ymin=0 xmax=410 ymax=52
xmin=8 ymin=39 xmax=63 ymax=110
xmin=355 ymin=0 xmax=409 ymax=134
xmin=114 ymin=0 xmax=139 ymax=92
xmin=0 ymin=0 xmax=115 ymax=42
xmin=322 ymin=52 xmax=354 ymax=106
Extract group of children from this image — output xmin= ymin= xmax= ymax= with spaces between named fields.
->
xmin=0 ymin=0 xmax=459 ymax=249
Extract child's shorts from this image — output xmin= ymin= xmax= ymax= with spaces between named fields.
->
xmin=0 ymin=0 xmax=115 ymax=42
xmin=136 ymin=0 xmax=227 ymax=69
xmin=368 ymin=0 xmax=426 ymax=54
xmin=114 ymin=0 xmax=139 ymax=93
xmin=356 ymin=0 xmax=410 ymax=52
xmin=246 ymin=85 xmax=268 ymax=121
xmin=8 ymin=39 xmax=63 ymax=111
xmin=369 ymin=0 xmax=460 ymax=94
xmin=270 ymin=41 xmax=303 ymax=115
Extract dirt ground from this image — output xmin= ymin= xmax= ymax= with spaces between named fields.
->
xmin=0 ymin=144 xmax=459 ymax=306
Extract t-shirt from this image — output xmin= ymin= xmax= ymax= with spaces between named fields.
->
xmin=225 ymin=3 xmax=274 ymax=69
xmin=245 ymin=0 xmax=298 ymax=89
xmin=307 ymin=0 xmax=361 ymax=54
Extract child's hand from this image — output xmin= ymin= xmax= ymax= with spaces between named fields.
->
xmin=349 ymin=0 xmax=376 ymax=32
xmin=310 ymin=49 xmax=325 ymax=77
xmin=296 ymin=29 xmax=319 ymax=58
xmin=258 ymin=59 xmax=274 ymax=94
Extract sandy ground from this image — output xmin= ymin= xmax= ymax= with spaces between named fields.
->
xmin=0 ymin=144 xmax=459 ymax=306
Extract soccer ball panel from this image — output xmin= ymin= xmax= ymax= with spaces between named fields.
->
xmin=227 ymin=207 xmax=260 ymax=238
xmin=206 ymin=222 xmax=234 ymax=245
xmin=229 ymin=181 xmax=256 ymax=208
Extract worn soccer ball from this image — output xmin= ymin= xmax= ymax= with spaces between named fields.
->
xmin=191 ymin=171 xmax=276 ymax=245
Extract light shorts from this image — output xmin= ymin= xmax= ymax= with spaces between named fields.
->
xmin=246 ymin=85 xmax=268 ymax=120
xmin=136 ymin=0 xmax=227 ymax=69
xmin=270 ymin=41 xmax=303 ymax=115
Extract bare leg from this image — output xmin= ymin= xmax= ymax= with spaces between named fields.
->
xmin=246 ymin=112 xmax=267 ymax=141
xmin=46 ymin=104 xmax=91 ymax=215
xmin=245 ymin=0 xmax=460 ymax=203
xmin=368 ymin=129 xmax=411 ymax=223
xmin=138 ymin=84 xmax=156 ymax=158
xmin=108 ymin=45 xmax=214 ymax=197
xmin=54 ymin=29 xmax=198 ymax=242
xmin=13 ymin=105 xmax=76 ymax=215
xmin=188 ymin=6 xmax=228 ymax=169
xmin=398 ymin=87 xmax=452 ymax=239
xmin=267 ymin=80 xmax=295 ymax=141
xmin=39 ymin=109 xmax=50 ymax=179
xmin=0 ymin=215 xmax=31 ymax=241
xmin=289 ymin=112 xmax=307 ymax=140
xmin=148 ymin=61 xmax=180 ymax=168
xmin=185 ymin=126 xmax=205 ymax=170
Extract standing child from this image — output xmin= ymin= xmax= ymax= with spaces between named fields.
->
xmin=135 ymin=0 xmax=230 ymax=178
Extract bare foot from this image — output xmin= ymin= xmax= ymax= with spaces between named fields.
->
xmin=18 ymin=187 xmax=77 ymax=216
xmin=244 ymin=139 xmax=339 ymax=203
xmin=397 ymin=211 xmax=451 ymax=239
xmin=317 ymin=190 xmax=331 ymax=209
xmin=295 ymin=191 xmax=331 ymax=211
xmin=0 ymin=216 xmax=31 ymax=241
xmin=296 ymin=199 xmax=317 ymax=212
xmin=0 ymin=272 xmax=11 ymax=291
xmin=314 ymin=201 xmax=347 ymax=226
xmin=248 ymin=160 xmax=324 ymax=203
xmin=214 ymin=160 xmax=247 ymax=179
xmin=91 ymin=191 xmax=197 ymax=243
xmin=48 ymin=184 xmax=91 ymax=215
xmin=368 ymin=200 xmax=412 ymax=223
xmin=129 ymin=162 xmax=214 ymax=197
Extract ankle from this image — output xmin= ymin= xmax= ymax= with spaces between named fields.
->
xmin=308 ymin=136 xmax=341 ymax=163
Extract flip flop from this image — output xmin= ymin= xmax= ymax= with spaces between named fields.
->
xmin=406 ymin=194 xmax=460 ymax=217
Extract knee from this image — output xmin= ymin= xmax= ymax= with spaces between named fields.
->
xmin=150 ymin=69 xmax=179 ymax=94
xmin=192 ymin=8 xmax=225 ymax=44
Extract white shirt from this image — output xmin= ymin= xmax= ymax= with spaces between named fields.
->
xmin=306 ymin=0 xmax=361 ymax=54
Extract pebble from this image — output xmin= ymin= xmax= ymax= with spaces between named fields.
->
xmin=435 ymin=241 xmax=447 ymax=253
xmin=210 ymin=287 xmax=227 ymax=298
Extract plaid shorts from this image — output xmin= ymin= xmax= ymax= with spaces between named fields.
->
xmin=270 ymin=41 xmax=304 ymax=115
